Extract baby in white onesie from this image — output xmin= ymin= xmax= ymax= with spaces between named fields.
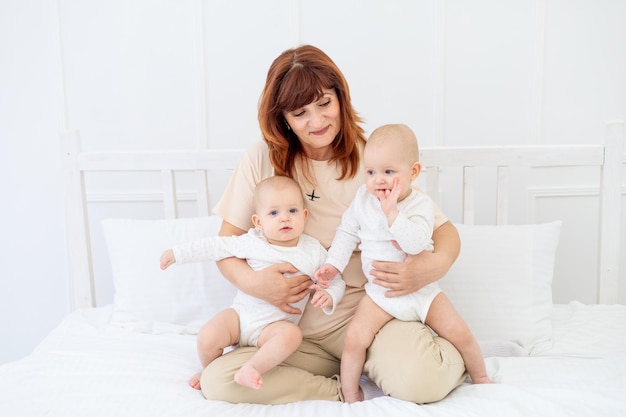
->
xmin=161 ymin=176 xmax=344 ymax=392
xmin=315 ymin=124 xmax=492 ymax=403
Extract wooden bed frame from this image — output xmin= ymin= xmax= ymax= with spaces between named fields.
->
xmin=60 ymin=124 xmax=624 ymax=310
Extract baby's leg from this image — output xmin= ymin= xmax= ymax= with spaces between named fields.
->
xmin=425 ymin=293 xmax=492 ymax=384
xmin=341 ymin=295 xmax=393 ymax=403
xmin=190 ymin=308 xmax=240 ymax=389
xmin=234 ymin=320 xmax=303 ymax=390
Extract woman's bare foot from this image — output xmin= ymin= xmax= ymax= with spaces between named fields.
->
xmin=188 ymin=372 xmax=202 ymax=390
xmin=234 ymin=364 xmax=263 ymax=389
xmin=342 ymin=387 xmax=364 ymax=403
xmin=472 ymin=375 xmax=495 ymax=384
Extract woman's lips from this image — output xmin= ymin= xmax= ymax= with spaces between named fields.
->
xmin=311 ymin=126 xmax=329 ymax=136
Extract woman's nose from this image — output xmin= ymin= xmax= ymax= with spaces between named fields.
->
xmin=308 ymin=109 xmax=323 ymax=127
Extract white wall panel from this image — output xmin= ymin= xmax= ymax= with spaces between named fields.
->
xmin=203 ymin=0 xmax=298 ymax=149
xmin=444 ymin=0 xmax=538 ymax=146
xmin=532 ymin=190 xmax=601 ymax=304
xmin=59 ymin=0 xmax=201 ymax=149
xmin=542 ymin=0 xmax=626 ymax=144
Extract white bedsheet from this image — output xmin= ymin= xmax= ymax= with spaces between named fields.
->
xmin=1 ymin=302 xmax=625 ymax=417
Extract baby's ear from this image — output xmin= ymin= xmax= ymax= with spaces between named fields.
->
xmin=251 ymin=214 xmax=262 ymax=229
xmin=411 ymin=161 xmax=422 ymax=179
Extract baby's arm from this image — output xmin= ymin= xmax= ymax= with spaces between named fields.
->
xmin=309 ymin=285 xmax=333 ymax=309
xmin=159 ymin=239 xmax=216 ymax=271
xmin=389 ymin=191 xmax=435 ymax=255
xmin=160 ymin=233 xmax=252 ymax=269
xmin=314 ymin=200 xmax=361 ymax=286
xmin=309 ymin=240 xmax=346 ymax=313
xmin=314 ymin=264 xmax=340 ymax=288
xmin=310 ymin=272 xmax=345 ymax=314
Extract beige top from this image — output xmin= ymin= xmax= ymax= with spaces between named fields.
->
xmin=213 ymin=140 xmax=448 ymax=339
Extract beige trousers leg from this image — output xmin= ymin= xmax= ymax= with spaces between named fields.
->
xmin=364 ymin=319 xmax=467 ymax=403
xmin=201 ymin=318 xmax=466 ymax=404
xmin=201 ymin=328 xmax=345 ymax=404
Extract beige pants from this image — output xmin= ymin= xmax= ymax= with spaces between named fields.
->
xmin=200 ymin=318 xmax=466 ymax=404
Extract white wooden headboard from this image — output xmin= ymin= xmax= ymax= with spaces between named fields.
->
xmin=60 ymin=125 xmax=624 ymax=309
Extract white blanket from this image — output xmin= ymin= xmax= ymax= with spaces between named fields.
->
xmin=1 ymin=302 xmax=625 ymax=417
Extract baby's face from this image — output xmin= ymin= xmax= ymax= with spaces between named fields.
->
xmin=363 ymin=142 xmax=416 ymax=202
xmin=253 ymin=187 xmax=307 ymax=246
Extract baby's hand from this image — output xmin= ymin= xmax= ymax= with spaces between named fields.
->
xmin=309 ymin=284 xmax=333 ymax=309
xmin=380 ymin=177 xmax=402 ymax=217
xmin=314 ymin=264 xmax=340 ymax=288
xmin=159 ymin=249 xmax=176 ymax=270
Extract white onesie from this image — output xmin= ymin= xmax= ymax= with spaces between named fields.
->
xmin=324 ymin=185 xmax=440 ymax=322
xmin=172 ymin=228 xmax=345 ymax=346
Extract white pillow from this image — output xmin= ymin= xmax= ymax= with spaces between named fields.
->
xmin=101 ymin=216 xmax=237 ymax=334
xmin=438 ymin=221 xmax=562 ymax=354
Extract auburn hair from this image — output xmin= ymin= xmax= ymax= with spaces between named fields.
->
xmin=258 ymin=45 xmax=366 ymax=181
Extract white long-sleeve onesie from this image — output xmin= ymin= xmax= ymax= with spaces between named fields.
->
xmin=325 ymin=185 xmax=440 ymax=321
xmin=172 ymin=228 xmax=345 ymax=346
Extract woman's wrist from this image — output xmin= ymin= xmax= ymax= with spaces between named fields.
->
xmin=216 ymin=257 xmax=252 ymax=290
xmin=430 ymin=250 xmax=454 ymax=282
xmin=431 ymin=221 xmax=461 ymax=278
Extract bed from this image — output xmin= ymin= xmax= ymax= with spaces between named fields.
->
xmin=1 ymin=126 xmax=624 ymax=417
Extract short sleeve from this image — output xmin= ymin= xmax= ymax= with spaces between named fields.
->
xmin=412 ymin=183 xmax=448 ymax=229
xmin=212 ymin=141 xmax=274 ymax=231
xmin=432 ymin=199 xmax=448 ymax=229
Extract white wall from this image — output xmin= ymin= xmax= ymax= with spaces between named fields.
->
xmin=1 ymin=0 xmax=625 ymax=364
xmin=1 ymin=0 xmax=70 ymax=364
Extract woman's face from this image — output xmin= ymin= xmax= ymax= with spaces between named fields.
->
xmin=283 ymin=89 xmax=341 ymax=160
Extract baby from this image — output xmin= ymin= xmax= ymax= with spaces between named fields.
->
xmin=315 ymin=124 xmax=492 ymax=402
xmin=161 ymin=176 xmax=344 ymax=390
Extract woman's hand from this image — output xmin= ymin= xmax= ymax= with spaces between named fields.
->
xmin=218 ymin=257 xmax=312 ymax=314
xmin=215 ymin=220 xmax=312 ymax=314
xmin=250 ymin=263 xmax=313 ymax=314
xmin=370 ymin=221 xmax=460 ymax=297
xmin=370 ymin=250 xmax=446 ymax=297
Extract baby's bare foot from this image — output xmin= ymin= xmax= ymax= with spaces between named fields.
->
xmin=234 ymin=364 xmax=263 ymax=389
xmin=188 ymin=371 xmax=202 ymax=390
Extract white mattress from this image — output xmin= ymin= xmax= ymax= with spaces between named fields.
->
xmin=1 ymin=302 xmax=625 ymax=417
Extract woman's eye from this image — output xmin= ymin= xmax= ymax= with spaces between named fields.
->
xmin=293 ymin=110 xmax=305 ymax=117
xmin=320 ymin=100 xmax=331 ymax=107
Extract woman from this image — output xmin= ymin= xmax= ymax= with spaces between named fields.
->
xmin=201 ymin=45 xmax=466 ymax=404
